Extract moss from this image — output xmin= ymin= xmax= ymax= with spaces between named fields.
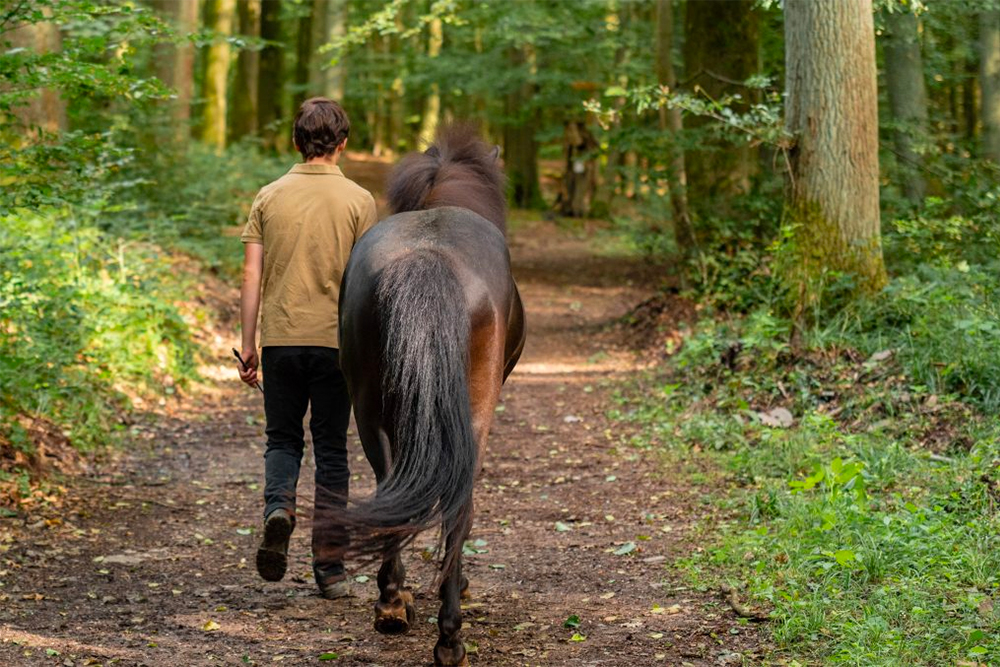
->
xmin=779 ymin=199 xmax=888 ymax=322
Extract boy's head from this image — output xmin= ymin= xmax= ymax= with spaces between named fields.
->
xmin=293 ymin=98 xmax=350 ymax=161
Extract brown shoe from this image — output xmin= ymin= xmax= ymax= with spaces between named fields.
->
xmin=256 ymin=509 xmax=293 ymax=582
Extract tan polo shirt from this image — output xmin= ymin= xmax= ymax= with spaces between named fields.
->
xmin=241 ymin=163 xmax=377 ymax=348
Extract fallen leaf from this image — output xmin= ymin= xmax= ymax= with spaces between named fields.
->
xmin=203 ymin=620 xmax=221 ymax=631
xmin=614 ymin=542 xmax=636 ymax=556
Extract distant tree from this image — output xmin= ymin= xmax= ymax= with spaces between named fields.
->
xmin=656 ymin=0 xmax=695 ymax=260
xmin=202 ymin=0 xmax=236 ymax=151
xmin=503 ymin=45 xmax=543 ymax=209
xmin=980 ymin=8 xmax=1000 ymax=162
xmin=153 ymin=0 xmax=198 ymax=143
xmin=683 ymin=0 xmax=759 ymax=202
xmin=229 ymin=0 xmax=260 ymax=142
xmin=258 ymin=0 xmax=285 ymax=151
xmin=784 ymin=0 xmax=886 ymax=312
xmin=7 ymin=19 xmax=66 ymax=135
xmin=883 ymin=7 xmax=929 ymax=202
xmin=418 ymin=17 xmax=443 ymax=148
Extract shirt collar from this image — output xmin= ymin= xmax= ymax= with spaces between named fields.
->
xmin=289 ymin=163 xmax=344 ymax=176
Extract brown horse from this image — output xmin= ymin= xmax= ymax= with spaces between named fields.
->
xmin=337 ymin=124 xmax=525 ymax=666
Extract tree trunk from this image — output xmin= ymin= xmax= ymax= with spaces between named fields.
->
xmin=229 ymin=0 xmax=260 ymax=142
xmin=503 ymin=46 xmax=543 ymax=209
xmin=8 ymin=19 xmax=66 ymax=135
xmin=656 ymin=0 xmax=695 ymax=261
xmin=292 ymin=3 xmax=314 ymax=111
xmin=202 ymin=0 xmax=236 ymax=151
xmin=418 ymin=17 xmax=443 ymax=147
xmin=964 ymin=55 xmax=978 ymax=142
xmin=682 ymin=0 xmax=759 ymax=202
xmin=258 ymin=0 xmax=285 ymax=152
xmin=152 ymin=0 xmax=197 ymax=143
xmin=784 ymin=0 xmax=886 ymax=311
xmin=980 ymin=9 xmax=1000 ymax=162
xmin=883 ymin=9 xmax=928 ymax=203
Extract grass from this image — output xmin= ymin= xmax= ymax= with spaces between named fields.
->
xmin=611 ymin=312 xmax=1000 ymax=666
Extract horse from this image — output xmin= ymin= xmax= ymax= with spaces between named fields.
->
xmin=336 ymin=124 xmax=525 ymax=666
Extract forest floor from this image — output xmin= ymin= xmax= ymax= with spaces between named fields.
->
xmin=0 ymin=160 xmax=765 ymax=666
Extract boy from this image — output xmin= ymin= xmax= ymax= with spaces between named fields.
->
xmin=238 ymin=97 xmax=377 ymax=599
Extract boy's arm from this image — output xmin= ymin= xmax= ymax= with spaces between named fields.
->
xmin=239 ymin=242 xmax=264 ymax=386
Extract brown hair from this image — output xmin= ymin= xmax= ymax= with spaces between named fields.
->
xmin=293 ymin=97 xmax=350 ymax=160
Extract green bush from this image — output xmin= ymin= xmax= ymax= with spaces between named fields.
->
xmin=0 ymin=208 xmax=199 ymax=452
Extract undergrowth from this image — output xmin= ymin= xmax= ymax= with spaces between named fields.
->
xmin=612 ymin=320 xmax=1000 ymax=665
xmin=609 ymin=186 xmax=1000 ymax=664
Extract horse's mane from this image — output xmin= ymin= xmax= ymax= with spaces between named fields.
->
xmin=387 ymin=123 xmax=507 ymax=233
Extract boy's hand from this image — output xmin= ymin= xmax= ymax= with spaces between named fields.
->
xmin=238 ymin=347 xmax=259 ymax=386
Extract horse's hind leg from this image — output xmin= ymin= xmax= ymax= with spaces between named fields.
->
xmin=434 ymin=506 xmax=473 ymax=667
xmin=373 ymin=544 xmax=416 ymax=634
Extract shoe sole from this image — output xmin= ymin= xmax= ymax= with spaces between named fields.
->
xmin=256 ymin=514 xmax=292 ymax=582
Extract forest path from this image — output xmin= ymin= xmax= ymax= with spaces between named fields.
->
xmin=0 ymin=203 xmax=762 ymax=666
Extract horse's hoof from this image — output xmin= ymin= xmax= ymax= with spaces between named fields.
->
xmin=373 ymin=591 xmax=415 ymax=635
xmin=434 ymin=641 xmax=469 ymax=666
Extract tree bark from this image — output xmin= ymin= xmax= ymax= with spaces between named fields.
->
xmin=656 ymin=0 xmax=695 ymax=260
xmin=258 ymin=0 xmax=285 ymax=152
xmin=784 ymin=0 xmax=886 ymax=310
xmin=883 ymin=9 xmax=928 ymax=203
xmin=682 ymin=0 xmax=759 ymax=202
xmin=503 ymin=46 xmax=543 ymax=209
xmin=319 ymin=0 xmax=346 ymax=101
xmin=202 ymin=0 xmax=236 ymax=151
xmin=152 ymin=0 xmax=197 ymax=143
xmin=980 ymin=9 xmax=1000 ymax=162
xmin=229 ymin=0 xmax=260 ymax=142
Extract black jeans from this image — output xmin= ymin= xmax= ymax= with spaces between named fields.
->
xmin=262 ymin=346 xmax=351 ymax=578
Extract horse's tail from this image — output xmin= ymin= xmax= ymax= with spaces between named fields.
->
xmin=346 ymin=249 xmax=476 ymax=575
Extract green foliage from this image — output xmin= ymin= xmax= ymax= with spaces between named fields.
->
xmin=614 ymin=316 xmax=1000 ymax=665
xmin=0 ymin=208 xmax=200 ymax=451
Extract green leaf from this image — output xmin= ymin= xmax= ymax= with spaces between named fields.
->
xmin=563 ymin=614 xmax=581 ymax=628
xmin=570 ymin=632 xmax=587 ymax=642
xmin=554 ymin=521 xmax=572 ymax=532
xmin=603 ymin=85 xmax=628 ymax=97
xmin=319 ymin=652 xmax=339 ymax=660
xmin=969 ymin=645 xmax=987 ymax=655
xmin=833 ymin=549 xmax=855 ymax=566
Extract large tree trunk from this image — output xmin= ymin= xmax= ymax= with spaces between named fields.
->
xmin=418 ymin=17 xmax=443 ymax=148
xmin=152 ymin=0 xmax=197 ymax=143
xmin=980 ymin=9 xmax=1000 ymax=162
xmin=656 ymin=0 xmax=695 ymax=261
xmin=682 ymin=0 xmax=759 ymax=203
xmin=229 ymin=0 xmax=260 ymax=142
xmin=883 ymin=9 xmax=928 ymax=203
xmin=503 ymin=46 xmax=543 ymax=209
xmin=201 ymin=0 xmax=236 ymax=151
xmin=258 ymin=0 xmax=285 ymax=152
xmin=784 ymin=0 xmax=886 ymax=311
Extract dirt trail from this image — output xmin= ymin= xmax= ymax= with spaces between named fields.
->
xmin=0 ymin=213 xmax=762 ymax=665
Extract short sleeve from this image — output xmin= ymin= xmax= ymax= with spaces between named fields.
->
xmin=354 ymin=192 xmax=378 ymax=243
xmin=241 ymin=192 xmax=264 ymax=244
